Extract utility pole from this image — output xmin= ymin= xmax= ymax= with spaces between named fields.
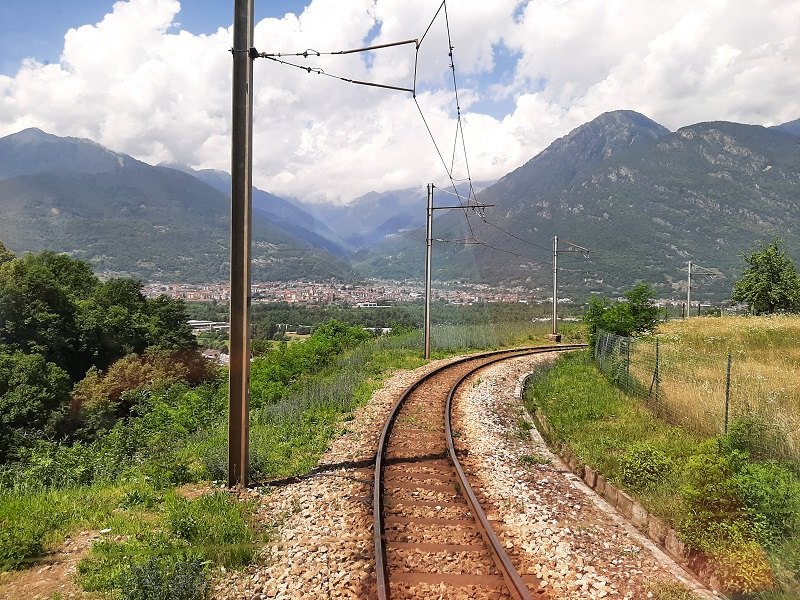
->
xmin=422 ymin=185 xmax=493 ymax=359
xmin=423 ymin=183 xmax=433 ymax=359
xmin=550 ymin=236 xmax=590 ymax=342
xmin=551 ymin=235 xmax=559 ymax=341
xmin=685 ymin=261 xmax=716 ymax=320
xmin=228 ymin=0 xmax=254 ymax=488
xmin=686 ymin=260 xmax=692 ymax=319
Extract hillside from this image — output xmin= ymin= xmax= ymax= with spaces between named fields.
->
xmin=3 ymin=115 xmax=799 ymax=296
xmin=354 ymin=111 xmax=800 ymax=300
xmin=0 ymin=129 xmax=353 ymax=282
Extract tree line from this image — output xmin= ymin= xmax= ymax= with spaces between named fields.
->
xmin=0 ymin=240 xmax=207 ymax=462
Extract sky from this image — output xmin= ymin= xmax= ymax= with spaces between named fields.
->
xmin=0 ymin=0 xmax=798 ymax=203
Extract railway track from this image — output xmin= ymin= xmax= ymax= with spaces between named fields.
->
xmin=373 ymin=345 xmax=585 ymax=599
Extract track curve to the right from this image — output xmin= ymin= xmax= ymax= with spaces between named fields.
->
xmin=373 ymin=345 xmax=585 ymax=599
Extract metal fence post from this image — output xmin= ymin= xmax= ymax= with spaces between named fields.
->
xmin=649 ymin=339 xmax=660 ymax=401
xmin=724 ymin=352 xmax=732 ymax=434
xmin=625 ymin=337 xmax=631 ymax=386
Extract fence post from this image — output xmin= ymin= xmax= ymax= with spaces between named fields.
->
xmin=724 ymin=352 xmax=732 ymax=434
xmin=649 ymin=339 xmax=660 ymax=400
xmin=625 ymin=337 xmax=631 ymax=385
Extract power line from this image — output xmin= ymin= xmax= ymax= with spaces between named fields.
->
xmin=259 ymin=55 xmax=415 ymax=94
xmin=477 ymin=218 xmax=552 ymax=253
xmin=258 ymin=2 xmax=519 ymax=262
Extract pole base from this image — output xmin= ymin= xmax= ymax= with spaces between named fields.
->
xmin=546 ymin=333 xmax=562 ymax=342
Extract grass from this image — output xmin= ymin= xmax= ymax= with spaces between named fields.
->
xmin=624 ymin=315 xmax=800 ymax=460
xmin=2 ymin=319 xmax=566 ymax=595
xmin=525 ymin=351 xmax=701 ymax=521
xmin=526 ymin=350 xmax=800 ymax=597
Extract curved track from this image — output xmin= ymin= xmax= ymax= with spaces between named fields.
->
xmin=373 ymin=345 xmax=585 ymax=599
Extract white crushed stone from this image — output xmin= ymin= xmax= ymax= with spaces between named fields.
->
xmin=212 ymin=357 xmax=461 ymax=600
xmin=453 ymin=354 xmax=719 ymax=600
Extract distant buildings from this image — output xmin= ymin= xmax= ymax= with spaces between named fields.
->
xmin=143 ymin=278 xmax=554 ymax=306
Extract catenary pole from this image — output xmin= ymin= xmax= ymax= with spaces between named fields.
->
xmin=686 ymin=260 xmax=692 ymax=319
xmin=424 ymin=183 xmax=433 ymax=359
xmin=552 ymin=235 xmax=558 ymax=337
xmin=228 ymin=0 xmax=254 ymax=488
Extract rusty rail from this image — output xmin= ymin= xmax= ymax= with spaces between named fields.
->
xmin=373 ymin=344 xmax=586 ymax=599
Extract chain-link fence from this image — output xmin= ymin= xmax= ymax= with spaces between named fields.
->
xmin=594 ymin=329 xmax=799 ymax=463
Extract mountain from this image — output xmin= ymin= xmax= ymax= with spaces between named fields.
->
xmin=185 ymin=167 xmax=350 ymax=257
xmin=0 ymin=129 xmax=352 ymax=282
xmin=772 ymin=118 xmax=800 ymax=137
xmin=355 ymin=110 xmax=800 ymax=301
xmin=301 ymin=182 xmax=492 ymax=251
xmin=301 ymin=188 xmax=427 ymax=251
xmin=0 ymin=128 xmax=148 ymax=177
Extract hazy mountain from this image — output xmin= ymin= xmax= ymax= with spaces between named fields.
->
xmin=355 ymin=110 xmax=800 ymax=300
xmin=0 ymin=130 xmax=353 ymax=282
xmin=301 ymin=182 xmax=492 ymax=251
xmin=773 ymin=118 xmax=800 ymax=137
xmin=160 ymin=163 xmax=351 ymax=257
xmin=0 ymin=128 xmax=147 ymax=178
xmin=5 ymin=114 xmax=799 ymax=298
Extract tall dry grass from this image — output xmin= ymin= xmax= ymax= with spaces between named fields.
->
xmin=634 ymin=315 xmax=800 ymax=459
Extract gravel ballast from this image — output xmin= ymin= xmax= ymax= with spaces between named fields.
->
xmin=213 ymin=352 xmax=717 ymax=599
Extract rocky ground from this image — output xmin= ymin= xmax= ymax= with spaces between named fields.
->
xmin=452 ymin=354 xmax=717 ymax=600
xmin=213 ymin=353 xmax=717 ymax=599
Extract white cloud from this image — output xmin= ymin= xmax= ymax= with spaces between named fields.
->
xmin=0 ymin=0 xmax=798 ymax=202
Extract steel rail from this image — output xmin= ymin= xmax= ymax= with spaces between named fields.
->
xmin=373 ymin=344 xmax=586 ymax=599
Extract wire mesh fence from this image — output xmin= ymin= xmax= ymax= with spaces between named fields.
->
xmin=594 ymin=328 xmax=800 ymax=464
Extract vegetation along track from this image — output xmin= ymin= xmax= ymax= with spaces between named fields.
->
xmin=373 ymin=345 xmax=586 ymax=599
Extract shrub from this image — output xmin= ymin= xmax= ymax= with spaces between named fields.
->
xmin=721 ymin=416 xmax=780 ymax=463
xmin=734 ymin=461 xmax=800 ymax=548
xmin=0 ymin=520 xmax=46 ymax=570
xmin=708 ymin=538 xmax=775 ymax=595
xmin=120 ymin=557 xmax=210 ymax=600
xmin=620 ymin=444 xmax=672 ymax=492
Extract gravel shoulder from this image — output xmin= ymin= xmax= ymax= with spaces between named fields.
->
xmin=453 ymin=353 xmax=719 ymax=600
xmin=213 ymin=351 xmax=718 ymax=599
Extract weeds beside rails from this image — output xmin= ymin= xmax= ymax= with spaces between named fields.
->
xmin=525 ymin=350 xmax=800 ymax=598
xmin=1 ymin=320 xmax=564 ymax=598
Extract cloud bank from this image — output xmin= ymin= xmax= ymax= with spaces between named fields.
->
xmin=1 ymin=0 xmax=798 ymax=202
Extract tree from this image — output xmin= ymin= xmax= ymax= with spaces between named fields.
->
xmin=0 ymin=240 xmax=14 ymax=264
xmin=144 ymin=295 xmax=197 ymax=351
xmin=0 ymin=351 xmax=71 ymax=460
xmin=0 ymin=256 xmax=83 ymax=378
xmin=732 ymin=239 xmax=800 ymax=315
xmin=584 ymin=283 xmax=660 ymax=349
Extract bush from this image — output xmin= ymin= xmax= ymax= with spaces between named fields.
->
xmin=721 ymin=416 xmax=781 ymax=463
xmin=734 ymin=461 xmax=800 ymax=548
xmin=120 ymin=557 xmax=210 ymax=600
xmin=620 ymin=444 xmax=672 ymax=492
xmin=0 ymin=520 xmax=46 ymax=570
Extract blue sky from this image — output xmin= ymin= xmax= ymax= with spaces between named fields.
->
xmin=0 ymin=0 xmax=798 ymax=202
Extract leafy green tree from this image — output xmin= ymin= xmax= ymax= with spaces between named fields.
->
xmin=0 ymin=240 xmax=14 ymax=264
xmin=623 ymin=283 xmax=661 ymax=333
xmin=732 ymin=239 xmax=800 ymax=314
xmin=584 ymin=283 xmax=659 ymax=349
xmin=0 ymin=256 xmax=83 ymax=378
xmin=0 ymin=351 xmax=71 ymax=460
xmin=25 ymin=251 xmax=99 ymax=299
xmin=144 ymin=295 xmax=197 ymax=351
